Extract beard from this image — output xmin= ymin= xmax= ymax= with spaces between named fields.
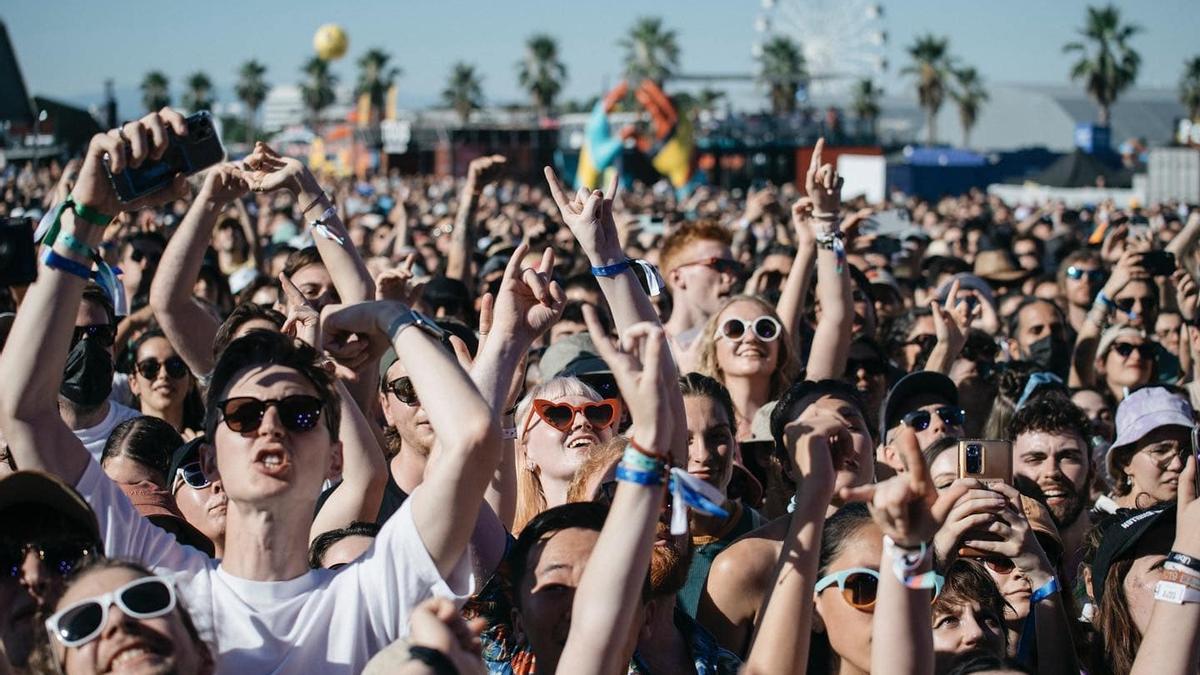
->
xmin=648 ymin=525 xmax=693 ymax=598
xmin=1018 ymin=475 xmax=1086 ymax=529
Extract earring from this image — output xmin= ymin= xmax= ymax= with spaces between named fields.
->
xmin=1126 ymin=475 xmax=1132 ymax=486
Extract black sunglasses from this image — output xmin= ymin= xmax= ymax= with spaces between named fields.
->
xmin=1 ymin=538 xmax=95 ymax=578
xmin=217 ymin=395 xmax=324 ymax=434
xmin=1066 ymin=266 xmax=1105 ymax=283
xmin=1115 ymin=296 xmax=1157 ymax=313
xmin=137 ymin=356 xmax=188 ymax=380
xmin=385 ymin=377 xmax=419 ymax=406
xmin=845 ymin=358 xmax=887 ymax=377
xmin=1112 ymin=342 xmax=1156 ymax=360
xmin=72 ymin=324 xmax=114 ymax=348
xmin=906 ymin=334 xmax=937 ymax=352
xmin=902 ymin=406 xmax=965 ymax=431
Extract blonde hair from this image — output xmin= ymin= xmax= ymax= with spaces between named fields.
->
xmin=566 ymin=437 xmax=628 ymax=503
xmin=696 ymin=295 xmax=800 ymax=400
xmin=513 ymin=377 xmax=603 ymax=533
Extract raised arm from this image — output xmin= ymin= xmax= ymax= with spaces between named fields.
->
xmin=558 ymin=309 xmax=682 ymax=675
xmin=1166 ymin=210 xmax=1200 ymax=262
xmin=742 ymin=408 xmax=839 ymax=675
xmin=925 ymin=280 xmax=975 ymax=375
xmin=774 ymin=198 xmax=817 ymax=351
xmin=321 ymin=301 xmax=500 ymax=578
xmin=446 ymin=155 xmax=506 ymax=285
xmin=1 ymin=110 xmax=191 ymax=483
xmin=245 ymin=142 xmax=374 ymax=302
xmin=471 ymin=243 xmax=565 ymax=528
xmin=803 ymin=139 xmax=853 ymax=381
xmin=149 ymin=165 xmax=250 ymax=377
xmin=1131 ymin=456 xmax=1200 ymax=675
xmin=1070 ymin=249 xmax=1143 ymax=388
xmin=842 ymin=427 xmax=963 ymax=675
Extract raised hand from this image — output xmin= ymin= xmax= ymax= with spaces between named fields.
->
xmin=200 ymin=164 xmax=251 ymax=206
xmin=1101 ymin=247 xmax=1148 ymax=300
xmin=789 ymin=196 xmax=816 ymax=249
xmin=930 ymin=279 xmax=977 ymax=359
xmin=404 ymin=598 xmax=487 ymax=675
xmin=1099 ymin=223 xmax=1130 ymax=263
xmin=1173 ymin=268 xmax=1199 ymax=322
xmin=319 ymin=301 xmax=405 ymax=362
xmin=803 ymin=138 xmax=843 ymax=219
xmin=958 ymin=482 xmax=1055 ymax=585
xmin=243 ymin=141 xmax=309 ymax=195
xmin=279 ymin=273 xmax=320 ymax=348
xmin=467 ymin=154 xmax=507 ymax=187
xmin=544 ymin=166 xmax=623 ymax=265
xmin=73 ymin=108 xmax=191 ymax=217
xmin=375 ymin=253 xmax=427 ymax=307
xmin=583 ymin=305 xmax=677 ymax=464
xmin=841 ymin=426 xmax=965 ymax=547
xmin=488 ymin=242 xmax=566 ymax=346
xmin=782 ymin=406 xmax=846 ymax=507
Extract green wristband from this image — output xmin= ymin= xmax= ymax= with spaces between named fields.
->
xmin=60 ymin=232 xmax=94 ymax=259
xmin=68 ymin=196 xmax=112 ymax=226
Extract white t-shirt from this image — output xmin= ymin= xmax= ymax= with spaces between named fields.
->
xmin=74 ymin=401 xmax=141 ymax=463
xmin=77 ymin=460 xmax=474 ymax=674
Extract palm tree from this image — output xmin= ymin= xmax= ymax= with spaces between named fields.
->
xmin=696 ymin=88 xmax=726 ymax=115
xmin=300 ymin=57 xmax=338 ymax=130
xmin=951 ymin=67 xmax=989 ymax=149
xmin=619 ymin=17 xmax=680 ymax=85
xmin=850 ymin=78 xmax=882 ymax=139
xmin=1180 ymin=56 xmax=1200 ymax=121
xmin=901 ymin=34 xmax=954 ymax=145
xmin=517 ymin=34 xmax=567 ymax=116
xmin=1063 ymin=4 xmax=1141 ymax=127
xmin=757 ymin=36 xmax=807 ymax=115
xmin=357 ymin=48 xmax=401 ymax=129
xmin=140 ymin=71 xmax=170 ymax=113
xmin=235 ymin=60 xmax=270 ymax=144
xmin=442 ymin=62 xmax=483 ymax=125
xmin=182 ymin=72 xmax=215 ymax=113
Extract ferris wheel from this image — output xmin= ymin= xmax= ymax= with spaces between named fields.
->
xmin=754 ymin=0 xmax=887 ymax=98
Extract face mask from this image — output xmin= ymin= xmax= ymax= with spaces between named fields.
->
xmin=61 ymin=336 xmax=114 ymax=407
xmin=1026 ymin=335 xmax=1071 ymax=379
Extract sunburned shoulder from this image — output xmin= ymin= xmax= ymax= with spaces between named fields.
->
xmin=709 ymin=516 xmax=789 ymax=582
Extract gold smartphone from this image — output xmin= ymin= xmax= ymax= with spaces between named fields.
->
xmin=956 ymin=439 xmax=1013 ymax=559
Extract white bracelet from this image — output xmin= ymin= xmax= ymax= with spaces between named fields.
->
xmin=309 ymin=206 xmax=344 ymax=245
xmin=501 ymin=427 xmax=517 ymax=440
xmin=1155 ymin=580 xmax=1200 ymax=604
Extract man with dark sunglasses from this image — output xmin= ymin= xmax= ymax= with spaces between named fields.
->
xmin=0 ymin=114 xmax=501 ymax=673
xmin=660 ymin=221 xmax=739 ymax=349
xmin=65 ymin=286 xmax=141 ymax=464
xmin=877 ymin=371 xmax=965 ymax=478
xmin=0 ymin=471 xmax=103 ymax=674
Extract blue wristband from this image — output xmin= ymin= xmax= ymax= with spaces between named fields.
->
xmin=60 ymin=232 xmax=94 ymax=259
xmin=1030 ymin=576 xmax=1060 ymax=603
xmin=41 ymin=248 xmax=94 ymax=282
xmin=590 ymin=259 xmax=632 ymax=277
xmin=615 ymin=464 xmax=665 ymax=487
xmin=1095 ymin=290 xmax=1116 ymax=309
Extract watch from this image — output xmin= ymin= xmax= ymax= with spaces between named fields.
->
xmin=387 ymin=307 xmax=446 ymax=342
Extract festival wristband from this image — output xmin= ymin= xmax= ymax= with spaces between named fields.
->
xmin=1094 ymin=290 xmax=1116 ymax=310
xmin=590 ymin=258 xmax=665 ymax=296
xmin=1163 ymin=569 xmax=1200 ymax=592
xmin=406 ymin=645 xmax=457 ymax=675
xmin=70 ymin=197 xmax=113 ymax=226
xmin=1155 ymin=580 xmax=1200 ymax=604
xmin=309 ymin=206 xmax=345 ymax=245
xmin=622 ymin=446 xmax=664 ymax=473
xmin=883 ymin=536 xmax=930 ymax=574
xmin=1030 ymin=576 xmax=1061 ymax=603
xmin=41 ymin=248 xmax=93 ymax=282
xmin=1168 ymin=551 xmax=1200 ymax=575
xmin=615 ymin=464 xmax=665 ymax=487
xmin=59 ymin=232 xmax=94 ymax=259
xmin=591 ymin=259 xmax=632 ymax=277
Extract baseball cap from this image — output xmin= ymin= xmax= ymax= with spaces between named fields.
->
xmin=1091 ymin=504 xmax=1175 ymax=604
xmin=540 ymin=333 xmax=611 ymax=381
xmin=879 ymin=371 xmax=960 ymax=442
xmin=0 ymin=471 xmax=101 ymax=545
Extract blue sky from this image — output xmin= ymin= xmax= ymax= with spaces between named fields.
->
xmin=4 ymin=0 xmax=1196 ymax=111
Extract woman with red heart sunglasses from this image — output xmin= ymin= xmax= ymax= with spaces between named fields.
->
xmin=513 ymin=378 xmax=619 ymax=533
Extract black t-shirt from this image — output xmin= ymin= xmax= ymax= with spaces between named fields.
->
xmin=314 ymin=472 xmax=409 ymax=525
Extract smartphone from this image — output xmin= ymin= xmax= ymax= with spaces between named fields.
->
xmin=105 ymin=111 xmax=225 ymax=202
xmin=1141 ymin=250 xmax=1176 ymax=276
xmin=956 ymin=439 xmax=1012 ymax=487
xmin=0 ymin=217 xmax=37 ymax=287
xmin=957 ymin=439 xmax=1013 ymax=558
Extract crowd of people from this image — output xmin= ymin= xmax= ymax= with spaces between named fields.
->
xmin=0 ymin=105 xmax=1199 ymax=675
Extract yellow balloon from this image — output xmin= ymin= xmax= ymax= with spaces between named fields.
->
xmin=313 ymin=24 xmax=348 ymax=61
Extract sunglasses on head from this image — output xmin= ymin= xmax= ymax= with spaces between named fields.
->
xmin=1066 ymin=266 xmax=1105 ymax=283
xmin=45 ymin=577 xmax=176 ymax=649
xmin=1112 ymin=342 xmax=1155 ymax=359
xmin=678 ymin=257 xmax=744 ymax=278
xmin=816 ymin=567 xmax=943 ymax=612
xmin=902 ymin=406 xmax=965 ymax=431
xmin=385 ymin=376 xmax=419 ymax=406
xmin=72 ymin=325 xmax=114 ymax=348
xmin=526 ymin=399 xmax=621 ymax=436
xmin=137 ymin=356 xmax=188 ymax=380
xmin=217 ymin=395 xmax=324 ymax=434
xmin=1115 ymin=296 xmax=1156 ymax=313
xmin=1 ymin=539 xmax=95 ymax=579
xmin=174 ymin=461 xmax=210 ymax=492
xmin=715 ymin=316 xmax=782 ymax=343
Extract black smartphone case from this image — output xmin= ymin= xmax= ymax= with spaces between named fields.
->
xmin=106 ymin=111 xmax=225 ymax=202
